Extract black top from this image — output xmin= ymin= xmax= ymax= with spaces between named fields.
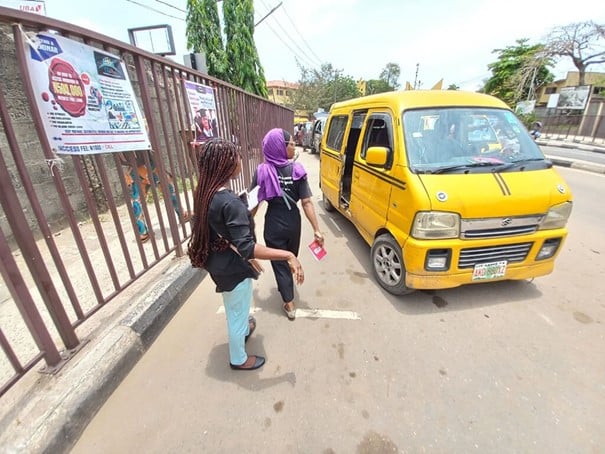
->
xmin=205 ymin=189 xmax=257 ymax=292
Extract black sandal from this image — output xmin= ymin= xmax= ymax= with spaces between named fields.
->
xmin=230 ymin=355 xmax=265 ymax=370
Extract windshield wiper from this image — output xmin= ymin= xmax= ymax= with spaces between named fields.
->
xmin=429 ymin=161 xmax=499 ymax=174
xmin=493 ymin=158 xmax=551 ymax=172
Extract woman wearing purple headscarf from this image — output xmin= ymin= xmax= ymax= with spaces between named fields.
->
xmin=250 ymin=128 xmax=324 ymax=320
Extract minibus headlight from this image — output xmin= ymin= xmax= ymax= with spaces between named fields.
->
xmin=412 ymin=212 xmax=460 ymax=239
xmin=539 ymin=202 xmax=573 ymax=230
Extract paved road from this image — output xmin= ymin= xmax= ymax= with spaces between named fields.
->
xmin=70 ymin=149 xmax=605 ymax=453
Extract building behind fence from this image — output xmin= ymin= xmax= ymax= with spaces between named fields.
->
xmin=0 ymin=7 xmax=293 ymax=397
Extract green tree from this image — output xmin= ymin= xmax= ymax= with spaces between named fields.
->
xmin=291 ymin=63 xmax=360 ymax=112
xmin=364 ymin=63 xmax=402 ymax=95
xmin=223 ymin=0 xmax=268 ymax=97
xmin=365 ymin=79 xmax=393 ymax=95
xmin=447 ymin=83 xmax=460 ymax=90
xmin=186 ymin=0 xmax=227 ymax=80
xmin=544 ymin=21 xmax=605 ymax=86
xmin=379 ymin=62 xmax=401 ymax=89
xmin=482 ymin=39 xmax=554 ymax=106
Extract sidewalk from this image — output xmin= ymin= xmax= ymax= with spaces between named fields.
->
xmin=538 ymin=136 xmax=605 ymax=174
xmin=537 ymin=135 xmax=605 ymax=154
xmin=1 ymin=140 xmax=603 ymax=453
xmin=0 ymin=254 xmax=205 ymax=453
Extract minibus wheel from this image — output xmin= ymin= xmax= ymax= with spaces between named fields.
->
xmin=322 ymin=193 xmax=335 ymax=212
xmin=371 ymin=234 xmax=414 ymax=295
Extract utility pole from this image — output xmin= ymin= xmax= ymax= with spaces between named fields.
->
xmin=413 ymin=63 xmax=420 ymax=90
xmin=255 ymin=1 xmax=282 ymax=27
xmin=527 ymin=66 xmax=537 ymax=101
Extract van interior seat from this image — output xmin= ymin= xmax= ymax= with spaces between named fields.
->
xmin=371 ymin=128 xmax=390 ymax=148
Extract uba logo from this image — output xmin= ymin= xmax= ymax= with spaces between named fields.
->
xmin=20 ymin=4 xmax=44 ymax=14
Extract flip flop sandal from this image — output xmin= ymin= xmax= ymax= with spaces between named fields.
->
xmin=140 ymin=233 xmax=150 ymax=243
xmin=282 ymin=304 xmax=296 ymax=320
xmin=245 ymin=316 xmax=256 ymax=343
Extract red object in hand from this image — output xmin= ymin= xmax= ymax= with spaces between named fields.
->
xmin=308 ymin=239 xmax=327 ymax=261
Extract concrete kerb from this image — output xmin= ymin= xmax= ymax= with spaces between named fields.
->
xmin=536 ymin=138 xmax=605 ymax=175
xmin=544 ymin=154 xmax=605 ymax=175
xmin=537 ymin=138 xmax=605 ymax=155
xmin=0 ymin=256 xmax=205 ymax=454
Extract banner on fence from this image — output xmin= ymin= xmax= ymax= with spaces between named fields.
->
xmin=183 ymin=80 xmax=219 ymax=145
xmin=515 ymin=100 xmax=535 ymax=115
xmin=23 ymin=32 xmax=150 ymax=155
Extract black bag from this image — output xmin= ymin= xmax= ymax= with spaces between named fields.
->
xmin=212 ymin=234 xmax=261 ymax=280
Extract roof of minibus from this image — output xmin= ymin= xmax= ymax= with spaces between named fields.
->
xmin=329 ymin=90 xmax=510 ymax=113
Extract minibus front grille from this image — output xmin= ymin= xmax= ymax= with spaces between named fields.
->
xmin=461 ymin=215 xmax=543 ymax=239
xmin=463 ymin=225 xmax=537 ymax=238
xmin=458 ymin=242 xmax=533 ymax=268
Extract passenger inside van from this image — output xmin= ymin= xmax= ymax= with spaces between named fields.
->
xmin=419 ymin=116 xmax=468 ymax=163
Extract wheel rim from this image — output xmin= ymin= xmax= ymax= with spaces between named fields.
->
xmin=374 ymin=243 xmax=402 ymax=286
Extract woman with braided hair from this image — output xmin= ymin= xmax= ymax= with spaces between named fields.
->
xmin=188 ymin=138 xmax=304 ymax=371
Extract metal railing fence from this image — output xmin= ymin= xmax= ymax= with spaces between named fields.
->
xmin=536 ymin=104 xmax=605 ymax=145
xmin=0 ymin=7 xmax=292 ymax=397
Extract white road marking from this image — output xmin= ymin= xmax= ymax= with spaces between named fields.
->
xmin=295 ymin=308 xmax=360 ymax=320
xmin=216 ymin=306 xmax=360 ymax=320
xmin=537 ymin=312 xmax=555 ymax=326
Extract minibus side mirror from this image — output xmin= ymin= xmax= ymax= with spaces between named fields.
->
xmin=365 ymin=146 xmax=389 ymax=167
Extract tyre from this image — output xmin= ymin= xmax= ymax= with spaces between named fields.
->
xmin=370 ymin=234 xmax=414 ymax=295
xmin=322 ymin=192 xmax=335 ymax=212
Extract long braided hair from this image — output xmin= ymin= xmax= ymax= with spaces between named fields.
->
xmin=188 ymin=138 xmax=241 ymax=268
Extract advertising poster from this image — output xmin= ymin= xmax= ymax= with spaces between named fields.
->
xmin=515 ymin=100 xmax=535 ymax=115
xmin=183 ymin=80 xmax=219 ymax=144
xmin=556 ymin=85 xmax=590 ymax=110
xmin=24 ymin=32 xmax=150 ymax=155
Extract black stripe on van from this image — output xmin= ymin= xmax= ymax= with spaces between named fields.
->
xmin=352 ymin=161 xmax=407 ymax=191
xmin=491 ymin=172 xmax=511 ymax=196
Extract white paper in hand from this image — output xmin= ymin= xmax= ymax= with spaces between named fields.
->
xmin=246 ymin=186 xmax=260 ymax=211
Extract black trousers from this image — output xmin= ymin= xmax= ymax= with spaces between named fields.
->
xmin=264 ymin=207 xmax=301 ymax=303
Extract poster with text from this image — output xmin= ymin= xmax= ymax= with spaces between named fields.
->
xmin=556 ymin=85 xmax=590 ymax=110
xmin=24 ymin=32 xmax=150 ymax=155
xmin=183 ymin=80 xmax=219 ymax=144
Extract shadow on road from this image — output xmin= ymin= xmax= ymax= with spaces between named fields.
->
xmin=204 ymin=339 xmax=296 ymax=391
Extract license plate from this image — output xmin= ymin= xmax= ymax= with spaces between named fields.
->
xmin=472 ymin=260 xmax=507 ymax=280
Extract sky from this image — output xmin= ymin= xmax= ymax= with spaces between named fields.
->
xmin=3 ymin=0 xmax=605 ymax=91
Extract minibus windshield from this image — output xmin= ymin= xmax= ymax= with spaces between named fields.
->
xmin=403 ymin=107 xmax=548 ymax=173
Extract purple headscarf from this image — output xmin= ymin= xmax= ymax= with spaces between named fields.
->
xmin=256 ymin=128 xmax=307 ymax=202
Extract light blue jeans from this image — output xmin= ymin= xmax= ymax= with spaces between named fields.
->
xmin=222 ymin=278 xmax=253 ymax=365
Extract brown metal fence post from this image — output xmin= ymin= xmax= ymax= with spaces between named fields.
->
xmin=0 ymin=228 xmax=63 ymax=375
xmin=133 ymin=54 xmax=183 ymax=256
xmin=0 ymin=141 xmax=79 ymax=349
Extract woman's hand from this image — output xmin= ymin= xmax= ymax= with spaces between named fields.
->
xmin=313 ymin=231 xmax=324 ymax=247
xmin=287 ymin=255 xmax=304 ymax=284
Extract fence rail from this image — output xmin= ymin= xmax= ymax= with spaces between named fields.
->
xmin=0 ymin=7 xmax=293 ymax=397
xmin=536 ymin=106 xmax=605 ymax=145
